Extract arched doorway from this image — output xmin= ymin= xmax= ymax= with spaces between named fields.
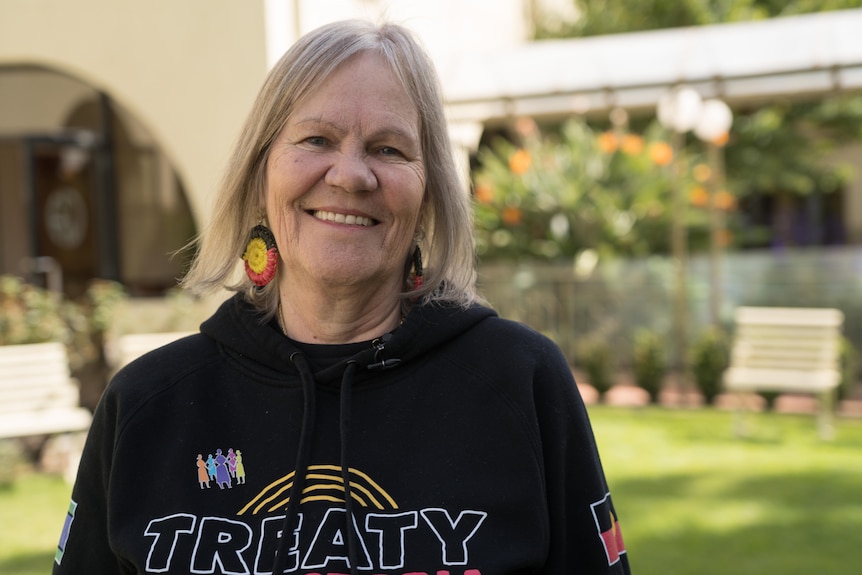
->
xmin=0 ymin=65 xmax=196 ymax=298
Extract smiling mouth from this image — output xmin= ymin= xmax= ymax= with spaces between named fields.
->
xmin=311 ymin=210 xmax=376 ymax=226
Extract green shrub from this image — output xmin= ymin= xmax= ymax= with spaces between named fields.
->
xmin=0 ymin=276 xmax=68 ymax=345
xmin=691 ymin=327 xmax=730 ymax=405
xmin=633 ymin=328 xmax=667 ymax=403
xmin=577 ymin=334 xmax=615 ymax=398
xmin=0 ymin=275 xmax=126 ymax=369
xmin=838 ymin=337 xmax=858 ymax=402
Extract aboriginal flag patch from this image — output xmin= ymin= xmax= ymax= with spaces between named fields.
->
xmin=590 ymin=493 xmax=626 ymax=565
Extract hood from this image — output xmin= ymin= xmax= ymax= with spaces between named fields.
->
xmin=200 ymin=293 xmax=497 ymax=383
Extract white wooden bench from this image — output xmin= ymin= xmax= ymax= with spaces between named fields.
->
xmin=0 ymin=342 xmax=92 ymax=479
xmin=0 ymin=342 xmax=92 ymax=439
xmin=722 ymin=306 xmax=844 ymax=439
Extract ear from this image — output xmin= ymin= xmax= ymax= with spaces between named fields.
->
xmin=413 ymin=225 xmax=426 ymax=243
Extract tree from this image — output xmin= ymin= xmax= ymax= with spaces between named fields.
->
xmin=526 ymin=0 xmax=862 ymax=250
xmin=532 ymin=0 xmax=862 ymax=39
xmin=472 ymin=117 xmax=725 ymax=260
xmin=723 ymin=98 xmax=858 ymax=246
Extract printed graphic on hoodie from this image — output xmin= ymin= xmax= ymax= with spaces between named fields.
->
xmin=238 ymin=464 xmax=394 ymax=514
xmin=197 ymin=448 xmax=246 ymax=489
xmin=143 ymin=464 xmax=489 ymax=573
xmin=54 ymin=499 xmax=78 ymax=565
xmin=591 ymin=493 xmax=627 ymax=565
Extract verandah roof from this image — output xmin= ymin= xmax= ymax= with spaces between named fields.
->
xmin=442 ymin=8 xmax=862 ymax=126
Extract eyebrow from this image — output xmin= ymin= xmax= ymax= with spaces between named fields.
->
xmin=291 ymin=116 xmax=419 ymax=141
xmin=291 ymin=117 xmax=346 ymax=135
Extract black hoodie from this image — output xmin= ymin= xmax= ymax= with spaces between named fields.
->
xmin=53 ymin=294 xmax=630 ymax=574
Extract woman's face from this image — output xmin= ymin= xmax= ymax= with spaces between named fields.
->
xmin=265 ymin=51 xmax=426 ymax=295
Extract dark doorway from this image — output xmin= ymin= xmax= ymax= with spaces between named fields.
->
xmin=29 ymin=138 xmax=102 ymax=297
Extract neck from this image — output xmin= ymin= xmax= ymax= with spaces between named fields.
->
xmin=277 ymin=279 xmax=404 ymax=344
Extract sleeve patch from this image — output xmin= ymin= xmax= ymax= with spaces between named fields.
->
xmin=54 ymin=499 xmax=78 ymax=565
xmin=590 ymin=493 xmax=627 ymax=566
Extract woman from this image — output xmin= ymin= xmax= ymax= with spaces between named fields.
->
xmin=54 ymin=20 xmax=630 ymax=575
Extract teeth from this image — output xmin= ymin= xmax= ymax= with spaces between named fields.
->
xmin=313 ymin=210 xmax=373 ymax=226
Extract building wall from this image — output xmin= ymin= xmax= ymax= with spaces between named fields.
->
xmin=0 ymin=0 xmax=268 ymax=225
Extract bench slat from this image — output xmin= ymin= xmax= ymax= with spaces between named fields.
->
xmin=0 ymin=368 xmax=73 ymax=387
xmin=736 ymin=359 xmax=838 ymax=372
xmin=0 ymin=384 xmax=81 ymax=413
xmin=735 ymin=306 xmax=844 ymax=327
xmin=0 ymin=408 xmax=92 ymax=439
xmin=0 ymin=341 xmax=68 ymax=360
xmin=733 ymin=329 xmax=840 ymax=342
xmin=724 ymin=367 xmax=840 ymax=392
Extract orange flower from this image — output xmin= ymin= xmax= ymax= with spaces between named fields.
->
xmin=474 ymin=182 xmax=494 ymax=204
xmin=502 ymin=206 xmax=522 ymax=226
xmin=689 ymin=185 xmax=709 ymax=207
xmin=713 ymin=131 xmax=730 ymax=147
xmin=715 ymin=190 xmax=736 ymax=211
xmin=509 ymin=149 xmax=532 ymax=175
xmin=598 ymin=131 xmax=618 ymax=154
xmin=620 ymin=134 xmax=644 ymax=155
xmin=648 ymin=141 xmax=673 ymax=166
xmin=692 ymin=163 xmax=712 ymax=183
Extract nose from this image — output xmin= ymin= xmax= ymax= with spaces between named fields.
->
xmin=325 ymin=151 xmax=378 ymax=193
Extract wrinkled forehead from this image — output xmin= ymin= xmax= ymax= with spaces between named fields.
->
xmin=290 ymin=48 xmax=418 ymax=119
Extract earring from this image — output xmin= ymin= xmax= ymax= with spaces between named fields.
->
xmin=411 ymin=244 xmax=424 ymax=290
xmin=242 ymin=224 xmax=279 ymax=287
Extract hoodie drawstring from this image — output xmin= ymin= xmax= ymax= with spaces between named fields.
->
xmin=340 ymin=360 xmax=360 ymax=575
xmin=273 ymin=352 xmax=317 ymax=575
xmin=274 ymin=341 xmax=398 ymax=574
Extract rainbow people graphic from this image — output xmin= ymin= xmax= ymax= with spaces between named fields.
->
xmin=198 ymin=448 xmax=246 ymax=489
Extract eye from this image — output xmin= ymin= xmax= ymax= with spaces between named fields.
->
xmin=304 ymin=136 xmax=327 ymax=147
xmin=378 ymin=146 xmax=403 ymax=157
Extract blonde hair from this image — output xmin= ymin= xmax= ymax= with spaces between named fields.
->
xmin=181 ymin=20 xmax=480 ymax=317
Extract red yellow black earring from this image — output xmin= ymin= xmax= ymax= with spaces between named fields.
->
xmin=411 ymin=244 xmax=424 ymax=290
xmin=242 ymin=224 xmax=279 ymax=287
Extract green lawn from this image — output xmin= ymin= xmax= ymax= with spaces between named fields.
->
xmin=0 ymin=472 xmax=71 ymax=575
xmin=589 ymin=406 xmax=862 ymax=575
xmin=2 ymin=406 xmax=861 ymax=575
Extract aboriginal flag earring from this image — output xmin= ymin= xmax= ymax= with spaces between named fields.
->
xmin=242 ymin=222 xmax=279 ymax=287
xmin=411 ymin=244 xmax=424 ymax=290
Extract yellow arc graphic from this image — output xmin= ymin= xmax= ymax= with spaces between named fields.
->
xmin=237 ymin=465 xmax=398 ymax=515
